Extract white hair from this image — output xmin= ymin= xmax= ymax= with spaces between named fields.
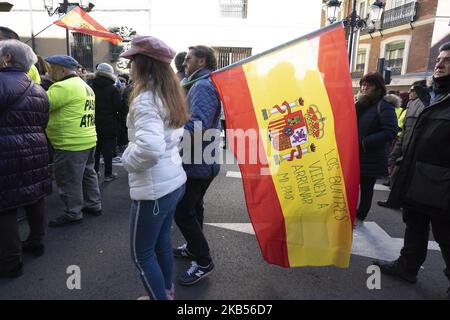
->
xmin=0 ymin=39 xmax=37 ymax=72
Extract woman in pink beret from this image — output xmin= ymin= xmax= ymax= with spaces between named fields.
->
xmin=120 ymin=35 xmax=189 ymax=300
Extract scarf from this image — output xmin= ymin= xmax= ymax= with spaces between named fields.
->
xmin=432 ymin=74 xmax=450 ymax=94
xmin=355 ymin=90 xmax=383 ymax=118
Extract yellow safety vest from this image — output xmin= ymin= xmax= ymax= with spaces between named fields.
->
xmin=46 ymin=76 xmax=97 ymax=151
xmin=27 ymin=65 xmax=41 ymax=84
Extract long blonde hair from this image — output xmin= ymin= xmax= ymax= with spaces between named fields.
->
xmin=129 ymin=54 xmax=190 ymax=128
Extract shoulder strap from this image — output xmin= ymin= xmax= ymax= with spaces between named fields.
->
xmin=377 ymin=100 xmax=382 ymax=117
xmin=1 ymin=81 xmax=34 ymax=116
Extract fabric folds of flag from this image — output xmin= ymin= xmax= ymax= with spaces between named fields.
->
xmin=54 ymin=7 xmax=123 ymax=45
xmin=211 ymin=23 xmax=359 ymax=268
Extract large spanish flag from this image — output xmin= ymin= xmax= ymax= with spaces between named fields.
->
xmin=211 ymin=23 xmax=359 ymax=268
xmin=54 ymin=6 xmax=123 ymax=45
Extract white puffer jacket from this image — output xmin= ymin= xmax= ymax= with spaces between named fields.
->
xmin=121 ymin=91 xmax=186 ymax=200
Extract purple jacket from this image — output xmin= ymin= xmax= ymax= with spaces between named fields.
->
xmin=0 ymin=68 xmax=52 ymax=212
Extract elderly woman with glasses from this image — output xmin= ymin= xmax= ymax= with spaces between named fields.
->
xmin=0 ymin=39 xmax=52 ymax=278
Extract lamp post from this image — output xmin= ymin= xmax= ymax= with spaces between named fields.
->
xmin=326 ymin=0 xmax=384 ymax=65
xmin=43 ymin=0 xmax=95 ymax=55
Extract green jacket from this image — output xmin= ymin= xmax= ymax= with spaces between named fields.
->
xmin=46 ymin=75 xmax=97 ymax=151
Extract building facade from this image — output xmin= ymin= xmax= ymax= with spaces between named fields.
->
xmin=1 ymin=0 xmax=321 ymax=72
xmin=322 ymin=0 xmax=450 ymax=91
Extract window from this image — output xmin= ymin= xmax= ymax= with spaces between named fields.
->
xmin=219 ymin=0 xmax=248 ymax=19
xmin=385 ymin=41 xmax=405 ymax=75
xmin=355 ymin=50 xmax=366 ymax=74
xmin=213 ymin=47 xmax=252 ymax=69
xmin=71 ymin=32 xmax=93 ymax=71
xmin=358 ymin=1 xmax=366 ymax=17
xmin=389 ymin=0 xmax=414 ymax=9
xmin=351 ymin=48 xmax=366 ymax=78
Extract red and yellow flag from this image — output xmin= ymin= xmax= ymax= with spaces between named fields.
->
xmin=211 ymin=23 xmax=359 ymax=268
xmin=54 ymin=6 xmax=123 ymax=45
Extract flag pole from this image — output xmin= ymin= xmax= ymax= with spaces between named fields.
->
xmin=24 ymin=22 xmax=55 ymax=44
xmin=63 ymin=0 xmax=70 ymax=55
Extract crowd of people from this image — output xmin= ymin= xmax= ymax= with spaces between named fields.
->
xmin=0 ymin=24 xmax=449 ymax=300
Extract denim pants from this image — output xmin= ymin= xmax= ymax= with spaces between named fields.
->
xmin=130 ymin=185 xmax=185 ymax=300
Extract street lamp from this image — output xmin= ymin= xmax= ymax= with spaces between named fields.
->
xmin=326 ymin=0 xmax=341 ymax=24
xmin=42 ymin=0 xmax=95 ymax=55
xmin=326 ymin=0 xmax=384 ymax=63
xmin=43 ymin=0 xmax=94 ymax=17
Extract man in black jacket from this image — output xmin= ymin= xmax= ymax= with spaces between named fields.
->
xmin=374 ymin=42 xmax=450 ymax=299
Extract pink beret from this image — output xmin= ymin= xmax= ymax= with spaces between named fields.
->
xmin=120 ymin=35 xmax=176 ymax=64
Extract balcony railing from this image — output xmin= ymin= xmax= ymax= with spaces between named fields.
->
xmin=360 ymin=1 xmax=417 ymax=35
xmin=385 ymin=58 xmax=403 ymax=75
xmin=351 ymin=63 xmax=365 ymax=78
xmin=382 ymin=1 xmax=417 ymax=29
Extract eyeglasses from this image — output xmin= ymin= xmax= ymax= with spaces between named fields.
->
xmin=436 ymin=57 xmax=450 ymax=65
xmin=408 ymin=88 xmax=415 ymax=93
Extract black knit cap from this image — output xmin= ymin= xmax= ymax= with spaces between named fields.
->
xmin=359 ymin=72 xmax=386 ymax=96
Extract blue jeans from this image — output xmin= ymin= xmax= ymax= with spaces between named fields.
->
xmin=130 ymin=185 xmax=185 ymax=300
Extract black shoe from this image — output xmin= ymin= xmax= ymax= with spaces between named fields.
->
xmin=173 ymin=244 xmax=195 ymax=259
xmin=104 ymin=172 xmax=118 ymax=182
xmin=0 ymin=263 xmax=23 ymax=278
xmin=373 ymin=260 xmax=417 ymax=283
xmin=178 ymin=261 xmax=215 ymax=286
xmin=48 ymin=215 xmax=82 ymax=227
xmin=377 ymin=200 xmax=400 ymax=210
xmin=22 ymin=242 xmax=45 ymax=257
xmin=82 ymin=208 xmax=102 ymax=216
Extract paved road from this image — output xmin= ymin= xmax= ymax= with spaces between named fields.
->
xmin=0 ymin=150 xmax=448 ymax=300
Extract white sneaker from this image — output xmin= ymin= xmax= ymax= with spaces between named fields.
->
xmin=112 ymin=156 xmax=122 ymax=163
xmin=137 ymin=296 xmax=150 ymax=300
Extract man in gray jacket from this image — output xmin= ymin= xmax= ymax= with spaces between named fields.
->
xmin=377 ymin=80 xmax=429 ymax=209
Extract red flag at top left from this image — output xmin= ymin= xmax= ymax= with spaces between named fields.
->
xmin=54 ymin=6 xmax=123 ymax=45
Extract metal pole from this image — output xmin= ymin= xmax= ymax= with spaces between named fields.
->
xmin=28 ymin=0 xmax=36 ymax=51
xmin=66 ymin=28 xmax=70 ymax=55
xmin=64 ymin=0 xmax=70 ymax=55
xmin=347 ymin=0 xmax=357 ymax=64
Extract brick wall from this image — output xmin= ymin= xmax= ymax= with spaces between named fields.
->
xmin=408 ymin=23 xmax=434 ymax=72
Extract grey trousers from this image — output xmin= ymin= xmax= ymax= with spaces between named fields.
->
xmin=53 ymin=147 xmax=102 ymax=219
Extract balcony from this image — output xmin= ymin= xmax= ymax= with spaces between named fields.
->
xmin=382 ymin=1 xmax=417 ymax=29
xmin=385 ymin=58 xmax=403 ymax=75
xmin=360 ymin=1 xmax=417 ymax=35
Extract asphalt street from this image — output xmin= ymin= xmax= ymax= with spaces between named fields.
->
xmin=0 ymin=149 xmax=448 ymax=300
